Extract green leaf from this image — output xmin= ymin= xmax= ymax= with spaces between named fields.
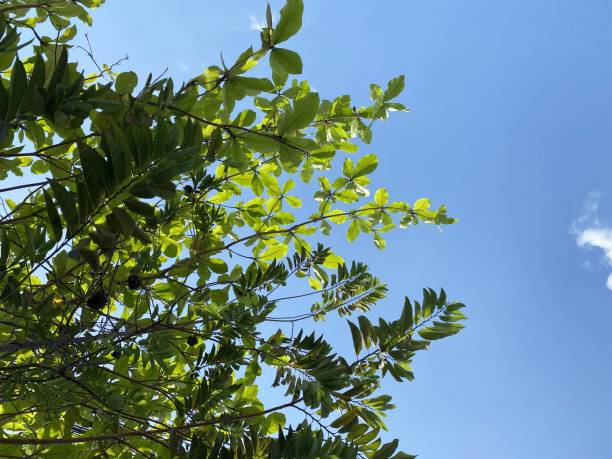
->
xmin=279 ymin=144 xmax=303 ymax=172
xmin=162 ymin=237 xmax=180 ymax=257
xmin=264 ymin=412 xmax=286 ymax=435
xmin=130 ymin=179 xmax=176 ymax=200
xmin=284 ymin=195 xmax=301 ymax=208
xmin=347 ymin=219 xmax=359 ymax=242
xmin=0 ymin=80 xmax=8 ymax=120
xmin=374 ymin=188 xmax=389 ymax=205
xmin=124 ymin=197 xmax=156 ymax=219
xmin=49 ymin=180 xmax=79 ymax=237
xmin=354 ymin=154 xmax=378 ymax=177
xmin=192 ymin=93 xmax=221 ymax=119
xmin=347 ymin=320 xmax=362 ymax=355
xmin=400 ymin=297 xmax=414 ymax=331
xmin=342 ymin=158 xmax=354 ymax=177
xmin=418 ymin=322 xmax=463 ymax=340
xmin=383 ymin=75 xmax=405 ymax=101
xmin=79 ymin=143 xmax=115 ymax=199
xmin=270 ymin=48 xmax=302 ymax=75
xmin=6 ymin=57 xmax=27 ymax=120
xmin=278 ymin=92 xmax=319 ymax=134
xmin=373 ymin=233 xmax=386 ymax=250
xmin=48 ymin=47 xmax=68 ymax=89
xmin=31 ymin=160 xmax=50 ymax=174
xmin=272 ymin=0 xmax=304 ymax=44
xmin=266 ymin=3 xmax=274 ymax=30
xmin=373 ymin=439 xmax=399 ymax=459
xmin=370 ymin=83 xmax=383 ymax=101
xmin=391 ymin=453 xmax=417 ymax=459
xmin=0 ymin=230 xmax=9 ymax=269
xmin=58 ymin=25 xmax=77 ymax=43
xmin=207 ymin=258 xmax=228 ymax=274
xmin=260 ymin=241 xmax=288 ymax=260
xmin=43 ymin=190 xmax=62 ymax=242
xmin=330 ymin=410 xmax=357 ymax=429
xmin=244 ymin=359 xmax=261 ymax=385
xmin=240 ymin=131 xmax=281 ymax=154
xmin=414 ymin=198 xmax=430 ymax=211
xmin=22 ymin=224 xmax=35 ymax=264
xmin=234 ymin=76 xmax=275 ymax=93
xmin=116 ymin=71 xmax=138 ymax=94
xmin=111 ymin=207 xmax=136 ymax=237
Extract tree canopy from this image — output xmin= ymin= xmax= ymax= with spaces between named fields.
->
xmin=0 ymin=0 xmax=466 ymax=457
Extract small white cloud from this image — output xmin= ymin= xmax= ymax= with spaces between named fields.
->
xmin=571 ymin=191 xmax=602 ymax=232
xmin=249 ymin=15 xmax=266 ymax=31
xmin=577 ymin=227 xmax=612 ymax=261
xmin=573 ymin=192 xmax=612 ymax=291
xmin=249 ymin=12 xmax=275 ymax=31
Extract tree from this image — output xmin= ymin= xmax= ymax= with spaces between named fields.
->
xmin=0 ymin=0 xmax=466 ymax=457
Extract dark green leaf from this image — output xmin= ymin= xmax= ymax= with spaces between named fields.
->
xmin=347 ymin=320 xmax=362 ymax=355
xmin=124 ymin=198 xmax=155 ymax=219
xmin=48 ymin=47 xmax=68 ymax=89
xmin=43 ymin=189 xmax=62 ymax=242
xmin=373 ymin=439 xmax=399 ymax=459
xmin=6 ymin=57 xmax=26 ymax=120
xmin=79 ymin=142 xmax=115 ymax=198
xmin=49 ymin=180 xmax=79 ymax=237
xmin=110 ymin=207 xmax=136 ymax=237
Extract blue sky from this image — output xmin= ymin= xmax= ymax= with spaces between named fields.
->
xmin=66 ymin=1 xmax=612 ymax=457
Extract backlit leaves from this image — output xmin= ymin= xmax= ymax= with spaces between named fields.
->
xmin=0 ymin=1 xmax=464 ymax=458
xmin=272 ymin=0 xmax=304 ymax=45
xmin=115 ymin=70 xmax=138 ymax=94
xmin=270 ymin=47 xmax=303 ymax=75
xmin=279 ymin=92 xmax=320 ymax=133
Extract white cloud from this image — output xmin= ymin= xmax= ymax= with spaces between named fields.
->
xmin=571 ymin=191 xmax=602 ymax=231
xmin=572 ymin=192 xmax=612 ymax=291
xmin=577 ymin=228 xmax=612 ymax=261
xmin=249 ymin=12 xmax=275 ymax=31
xmin=249 ymin=15 xmax=266 ymax=31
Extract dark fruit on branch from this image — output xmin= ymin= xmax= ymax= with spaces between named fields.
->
xmin=183 ymin=185 xmax=194 ymax=194
xmin=111 ymin=350 xmax=121 ymax=359
xmin=187 ymin=335 xmax=198 ymax=346
xmin=145 ymin=217 xmax=158 ymax=228
xmin=127 ymin=274 xmax=142 ymax=290
xmin=87 ymin=289 xmax=108 ymax=310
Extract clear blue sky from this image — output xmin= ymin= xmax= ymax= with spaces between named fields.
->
xmin=75 ymin=1 xmax=612 ymax=457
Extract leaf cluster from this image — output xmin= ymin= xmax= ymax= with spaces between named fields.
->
xmin=0 ymin=1 xmax=465 ymax=457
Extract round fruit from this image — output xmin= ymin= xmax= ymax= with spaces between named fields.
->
xmin=127 ymin=274 xmax=141 ymax=290
xmin=87 ymin=289 xmax=108 ymax=310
